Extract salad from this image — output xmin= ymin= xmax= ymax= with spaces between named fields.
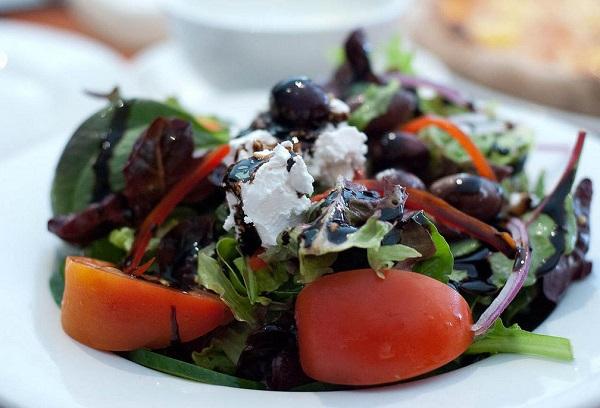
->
xmin=47 ymin=30 xmax=593 ymax=391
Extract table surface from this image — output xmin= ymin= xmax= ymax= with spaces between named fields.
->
xmin=4 ymin=5 xmax=135 ymax=57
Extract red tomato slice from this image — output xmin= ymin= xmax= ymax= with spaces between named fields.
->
xmin=61 ymin=256 xmax=232 ymax=351
xmin=295 ymin=269 xmax=473 ymax=385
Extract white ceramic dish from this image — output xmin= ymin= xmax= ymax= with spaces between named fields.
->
xmin=66 ymin=0 xmax=167 ymax=51
xmin=0 ymin=87 xmax=599 ymax=407
xmin=0 ymin=21 xmax=137 ymax=160
xmin=163 ymin=0 xmax=411 ymax=90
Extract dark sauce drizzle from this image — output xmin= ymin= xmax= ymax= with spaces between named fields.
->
xmin=91 ymin=100 xmax=131 ymax=202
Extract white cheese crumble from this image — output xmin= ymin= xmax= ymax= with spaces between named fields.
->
xmin=224 ymin=143 xmax=314 ymax=247
xmin=329 ymin=98 xmax=350 ymax=115
xmin=307 ymin=123 xmax=368 ymax=187
xmin=224 ymin=129 xmax=278 ymax=165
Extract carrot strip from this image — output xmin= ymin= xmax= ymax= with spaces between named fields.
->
xmin=402 ymin=116 xmax=498 ymax=182
xmin=124 ymin=144 xmax=230 ymax=275
xmin=404 ymin=187 xmax=516 ymax=257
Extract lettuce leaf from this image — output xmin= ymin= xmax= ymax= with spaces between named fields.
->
xmin=465 ymin=319 xmax=573 ymax=361
xmin=348 ymin=81 xmax=400 ymax=130
xmin=367 ymin=244 xmax=421 ymax=277
xmin=197 ymin=252 xmax=257 ymax=326
xmin=412 ymin=216 xmax=454 ymax=283
xmin=192 ymin=323 xmax=251 ymax=375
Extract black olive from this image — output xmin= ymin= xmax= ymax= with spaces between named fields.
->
xmin=375 ymin=168 xmax=426 ymax=190
xmin=269 ymin=77 xmax=330 ymax=129
xmin=429 ymin=173 xmax=504 ymax=221
xmin=363 ymin=90 xmax=417 ymax=137
xmin=369 ymin=131 xmax=429 ymax=174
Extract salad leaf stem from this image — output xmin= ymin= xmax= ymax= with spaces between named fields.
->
xmin=124 ymin=144 xmax=230 ymax=275
xmin=124 ymin=349 xmax=266 ymax=390
xmin=466 ymin=319 xmax=573 ymax=361
xmin=402 ymin=116 xmax=497 ymax=181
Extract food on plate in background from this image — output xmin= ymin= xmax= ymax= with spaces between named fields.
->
xmin=409 ymin=0 xmax=600 ymax=115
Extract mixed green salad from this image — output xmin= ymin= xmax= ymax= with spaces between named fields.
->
xmin=48 ymin=30 xmax=593 ymax=390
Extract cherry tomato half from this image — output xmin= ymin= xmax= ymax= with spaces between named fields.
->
xmin=295 ymin=269 xmax=473 ymax=385
xmin=61 ymin=256 xmax=232 ymax=351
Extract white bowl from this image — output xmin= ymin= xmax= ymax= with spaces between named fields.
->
xmin=67 ymin=0 xmax=167 ymax=51
xmin=164 ymin=0 xmax=410 ymax=90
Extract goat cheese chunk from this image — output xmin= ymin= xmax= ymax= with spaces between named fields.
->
xmin=224 ymin=129 xmax=278 ymax=166
xmin=307 ymin=123 xmax=368 ymax=187
xmin=224 ymin=142 xmax=314 ymax=247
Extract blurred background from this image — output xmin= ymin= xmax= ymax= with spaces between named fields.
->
xmin=1 ymin=0 xmax=599 ymax=157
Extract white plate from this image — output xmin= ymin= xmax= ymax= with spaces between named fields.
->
xmin=0 ymin=87 xmax=599 ymax=407
xmin=0 ymin=21 xmax=136 ymax=160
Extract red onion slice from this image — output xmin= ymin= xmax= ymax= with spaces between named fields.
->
xmin=471 ymin=217 xmax=531 ymax=336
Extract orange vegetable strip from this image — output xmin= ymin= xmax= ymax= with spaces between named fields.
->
xmin=124 ymin=144 xmax=231 ymax=275
xmin=351 ymin=179 xmax=516 ymax=258
xmin=402 ymin=116 xmax=498 ymax=182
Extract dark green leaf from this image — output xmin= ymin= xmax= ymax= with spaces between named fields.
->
xmin=124 ymin=349 xmax=265 ymax=390
xmin=49 ymin=256 xmax=66 ymax=307
xmin=51 ymin=98 xmax=228 ymax=216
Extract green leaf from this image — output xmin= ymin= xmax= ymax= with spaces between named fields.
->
xmin=108 ymin=221 xmax=176 ymax=253
xmin=417 ymin=94 xmax=469 ymax=117
xmin=298 ymin=252 xmax=337 ymax=283
xmin=490 ymin=214 xmax=557 ymax=288
xmin=51 ymin=98 xmax=229 ymax=216
xmin=83 ymin=238 xmax=126 ymax=264
xmin=416 ymin=120 xmax=533 ymax=178
xmin=50 ymin=255 xmax=67 ymax=307
xmin=303 ymin=216 xmax=392 ymax=257
xmin=124 ymin=349 xmax=265 ymax=390
xmin=465 ymin=319 xmax=573 ymax=361
xmin=449 ymin=239 xmax=482 ymax=258
xmin=564 ymin=194 xmax=577 ymax=255
xmin=348 ymin=81 xmax=400 ymax=130
xmin=533 ymin=170 xmax=546 ymax=200
xmin=367 ymin=244 xmax=421 ymax=277
xmin=197 ymin=252 xmax=257 ymax=326
xmin=192 ymin=323 xmax=251 ymax=375
xmin=448 ymin=269 xmax=469 ymax=282
xmin=253 ymin=262 xmax=289 ymax=294
xmin=215 ymin=238 xmax=247 ymax=295
xmin=413 ymin=218 xmax=454 ymax=283
xmin=108 ymin=227 xmax=136 ymax=252
xmin=383 ymin=35 xmax=415 ymax=74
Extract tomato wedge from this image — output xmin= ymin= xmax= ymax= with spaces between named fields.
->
xmin=295 ymin=269 xmax=473 ymax=385
xmin=61 ymin=256 xmax=232 ymax=351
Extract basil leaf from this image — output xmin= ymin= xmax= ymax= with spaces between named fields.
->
xmin=125 ymin=349 xmax=265 ymax=390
